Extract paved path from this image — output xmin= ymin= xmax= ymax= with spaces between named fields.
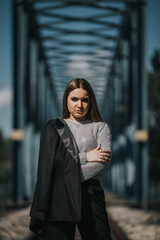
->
xmin=106 ymin=192 xmax=160 ymax=240
xmin=0 ymin=193 xmax=159 ymax=240
xmin=0 ymin=207 xmax=82 ymax=240
xmin=0 ymin=207 xmax=33 ymax=240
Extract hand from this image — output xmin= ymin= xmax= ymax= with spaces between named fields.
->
xmin=86 ymin=145 xmax=111 ymax=163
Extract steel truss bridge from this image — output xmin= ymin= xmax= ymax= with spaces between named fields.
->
xmin=12 ymin=0 xmax=148 ymax=209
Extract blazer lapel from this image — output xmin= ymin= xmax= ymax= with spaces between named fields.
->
xmin=55 ymin=117 xmax=79 ymax=163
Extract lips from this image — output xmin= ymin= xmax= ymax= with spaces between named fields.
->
xmin=75 ymin=110 xmax=83 ymax=113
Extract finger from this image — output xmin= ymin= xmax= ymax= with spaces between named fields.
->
xmin=100 ymin=153 xmax=111 ymax=157
xmin=100 ymin=152 xmax=111 ymax=155
xmin=98 ymin=158 xmax=106 ymax=162
xmin=99 ymin=156 xmax=111 ymax=161
xmin=99 ymin=152 xmax=111 ymax=157
xmin=96 ymin=145 xmax=101 ymax=149
xmin=95 ymin=145 xmax=101 ymax=151
xmin=99 ymin=157 xmax=107 ymax=161
xmin=98 ymin=157 xmax=111 ymax=162
xmin=100 ymin=149 xmax=111 ymax=153
xmin=100 ymin=156 xmax=110 ymax=160
xmin=98 ymin=158 xmax=111 ymax=163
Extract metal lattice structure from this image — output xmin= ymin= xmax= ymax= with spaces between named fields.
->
xmin=13 ymin=0 xmax=149 ymax=210
xmin=15 ymin=0 xmax=129 ymax=112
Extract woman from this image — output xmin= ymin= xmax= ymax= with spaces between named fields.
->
xmin=29 ymin=78 xmax=112 ymax=240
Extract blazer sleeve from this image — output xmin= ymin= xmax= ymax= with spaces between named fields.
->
xmin=36 ymin=123 xmax=58 ymax=210
xmin=29 ymin=122 xmax=59 ymax=236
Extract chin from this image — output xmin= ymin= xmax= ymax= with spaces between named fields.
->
xmin=76 ymin=115 xmax=87 ymax=120
xmin=73 ymin=113 xmax=83 ymax=117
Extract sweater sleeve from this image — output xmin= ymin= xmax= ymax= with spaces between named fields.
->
xmin=80 ymin=122 xmax=112 ymax=182
xmin=79 ymin=152 xmax=87 ymax=164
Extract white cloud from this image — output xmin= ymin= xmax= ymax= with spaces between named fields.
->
xmin=0 ymin=87 xmax=13 ymax=109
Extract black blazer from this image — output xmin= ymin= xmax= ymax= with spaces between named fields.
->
xmin=29 ymin=117 xmax=82 ymax=236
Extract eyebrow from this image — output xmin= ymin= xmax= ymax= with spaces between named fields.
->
xmin=71 ymin=96 xmax=89 ymax=98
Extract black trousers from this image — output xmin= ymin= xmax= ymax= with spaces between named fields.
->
xmin=40 ymin=179 xmax=112 ymax=240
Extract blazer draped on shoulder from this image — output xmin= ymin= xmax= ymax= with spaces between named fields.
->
xmin=29 ymin=117 xmax=81 ymax=237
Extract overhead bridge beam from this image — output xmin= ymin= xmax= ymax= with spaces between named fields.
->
xmin=38 ymin=12 xmax=123 ymax=29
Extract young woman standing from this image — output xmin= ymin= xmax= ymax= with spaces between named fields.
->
xmin=29 ymin=78 xmax=112 ymax=240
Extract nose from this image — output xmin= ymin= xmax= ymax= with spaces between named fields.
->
xmin=77 ymin=100 xmax=82 ymax=108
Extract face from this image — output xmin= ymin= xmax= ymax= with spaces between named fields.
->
xmin=67 ymin=88 xmax=90 ymax=121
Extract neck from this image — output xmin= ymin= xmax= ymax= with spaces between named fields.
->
xmin=65 ymin=116 xmax=88 ymax=122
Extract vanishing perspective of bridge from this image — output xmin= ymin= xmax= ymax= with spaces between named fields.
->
xmin=12 ymin=0 xmax=148 ymax=211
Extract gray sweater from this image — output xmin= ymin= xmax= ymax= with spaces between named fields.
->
xmin=64 ymin=119 xmax=112 ymax=182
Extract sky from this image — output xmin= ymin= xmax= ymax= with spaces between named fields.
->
xmin=0 ymin=0 xmax=160 ymax=137
xmin=0 ymin=0 xmax=12 ymax=137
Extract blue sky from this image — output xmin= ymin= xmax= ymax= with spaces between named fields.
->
xmin=0 ymin=0 xmax=160 ymax=137
xmin=0 ymin=0 xmax=12 ymax=137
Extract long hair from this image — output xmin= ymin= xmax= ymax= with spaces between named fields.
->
xmin=62 ymin=78 xmax=103 ymax=122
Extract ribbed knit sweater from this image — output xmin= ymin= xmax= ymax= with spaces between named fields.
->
xmin=64 ymin=119 xmax=112 ymax=182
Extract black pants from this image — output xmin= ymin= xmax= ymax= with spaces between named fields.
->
xmin=41 ymin=179 xmax=112 ymax=240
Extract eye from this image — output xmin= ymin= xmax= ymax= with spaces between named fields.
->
xmin=82 ymin=98 xmax=89 ymax=103
xmin=71 ymin=97 xmax=78 ymax=101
